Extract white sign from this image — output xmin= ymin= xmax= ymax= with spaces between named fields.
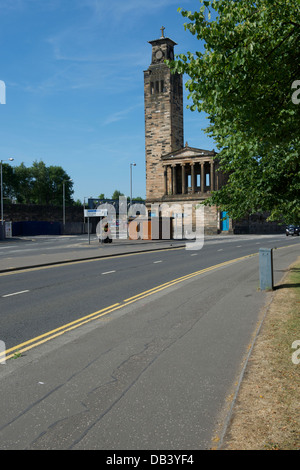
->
xmin=84 ymin=209 xmax=108 ymax=217
xmin=5 ymin=221 xmax=12 ymax=238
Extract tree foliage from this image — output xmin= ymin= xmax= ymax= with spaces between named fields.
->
xmin=2 ymin=160 xmax=74 ymax=206
xmin=111 ymin=190 xmax=125 ymax=200
xmin=168 ymin=0 xmax=300 ymax=223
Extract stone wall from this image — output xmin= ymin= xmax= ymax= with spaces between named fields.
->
xmin=3 ymin=203 xmax=84 ymax=223
xmin=233 ymin=213 xmax=285 ymax=234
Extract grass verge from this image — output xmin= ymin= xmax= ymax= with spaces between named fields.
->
xmin=222 ymin=257 xmax=300 ymax=450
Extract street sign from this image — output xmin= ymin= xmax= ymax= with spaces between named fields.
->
xmin=84 ymin=209 xmax=108 ymax=217
xmin=5 ymin=221 xmax=12 ymax=238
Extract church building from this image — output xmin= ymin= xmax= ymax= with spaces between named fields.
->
xmin=144 ymin=28 xmax=230 ymax=234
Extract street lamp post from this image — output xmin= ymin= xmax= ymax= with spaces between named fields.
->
xmin=130 ymin=163 xmax=136 ymax=206
xmin=1 ymin=158 xmax=14 ymax=229
xmin=63 ymin=179 xmax=73 ymax=226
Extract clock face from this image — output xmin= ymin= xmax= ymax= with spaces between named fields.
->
xmin=155 ymin=50 xmax=163 ymax=60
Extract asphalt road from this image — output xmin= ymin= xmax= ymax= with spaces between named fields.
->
xmin=1 ymin=234 xmax=299 ymax=350
xmin=0 ymin=234 xmax=299 ymax=450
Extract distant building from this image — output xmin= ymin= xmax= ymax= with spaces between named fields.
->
xmin=144 ymin=29 xmax=230 ymax=234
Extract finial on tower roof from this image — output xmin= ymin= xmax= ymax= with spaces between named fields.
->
xmin=160 ymin=26 xmax=165 ymax=38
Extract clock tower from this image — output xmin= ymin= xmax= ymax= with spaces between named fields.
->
xmin=144 ymin=28 xmax=184 ymax=203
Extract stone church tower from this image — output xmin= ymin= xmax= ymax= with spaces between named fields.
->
xmin=144 ymin=29 xmax=230 ymax=234
xmin=144 ymin=28 xmax=184 ymax=202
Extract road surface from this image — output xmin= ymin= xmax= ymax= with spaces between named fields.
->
xmin=0 ymin=234 xmax=299 ymax=449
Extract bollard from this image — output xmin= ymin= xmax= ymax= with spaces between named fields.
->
xmin=259 ymin=248 xmax=274 ymax=291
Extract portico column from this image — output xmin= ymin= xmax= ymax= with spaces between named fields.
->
xmin=191 ymin=162 xmax=195 ymax=194
xmin=210 ymin=161 xmax=214 ymax=191
xmin=201 ymin=162 xmax=205 ymax=193
xmin=181 ymin=163 xmax=186 ymax=195
xmin=164 ymin=165 xmax=168 ymax=195
xmin=172 ymin=165 xmax=177 ymax=195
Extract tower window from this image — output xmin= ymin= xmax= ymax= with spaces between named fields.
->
xmin=150 ymin=80 xmax=165 ymax=94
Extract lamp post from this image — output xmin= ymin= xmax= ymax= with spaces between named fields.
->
xmin=130 ymin=163 xmax=136 ymax=206
xmin=63 ymin=179 xmax=73 ymax=226
xmin=1 ymin=158 xmax=14 ymax=228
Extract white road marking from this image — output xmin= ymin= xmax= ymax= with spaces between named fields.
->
xmin=2 ymin=290 xmax=30 ymax=298
xmin=153 ymin=261 xmax=163 ymax=264
xmin=101 ymin=271 xmax=116 ymax=275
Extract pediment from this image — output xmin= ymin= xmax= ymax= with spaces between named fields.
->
xmin=162 ymin=145 xmax=217 ymax=161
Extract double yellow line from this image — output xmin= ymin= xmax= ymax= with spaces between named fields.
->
xmin=0 ymin=253 xmax=256 ymax=362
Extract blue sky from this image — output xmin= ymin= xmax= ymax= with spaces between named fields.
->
xmin=0 ymin=0 xmax=215 ymax=202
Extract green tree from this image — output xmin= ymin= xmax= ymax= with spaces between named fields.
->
xmin=31 ymin=160 xmax=51 ymax=205
xmin=1 ymin=163 xmax=15 ymax=201
xmin=47 ymin=164 xmax=74 ymax=206
xmin=168 ymin=0 xmax=300 ymax=223
xmin=14 ymin=163 xmax=33 ymax=204
xmin=111 ymin=190 xmax=125 ymax=200
xmin=13 ymin=161 xmax=74 ymax=205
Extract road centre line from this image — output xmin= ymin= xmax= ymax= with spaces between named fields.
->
xmin=0 ymin=246 xmax=185 ymax=277
xmin=0 ymin=240 xmax=297 ymax=278
xmin=102 ymin=270 xmax=116 ymax=275
xmin=2 ymin=290 xmax=30 ymax=298
xmin=0 ymin=253 xmax=259 ymax=362
xmin=1 ymin=243 xmax=298 ymax=362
